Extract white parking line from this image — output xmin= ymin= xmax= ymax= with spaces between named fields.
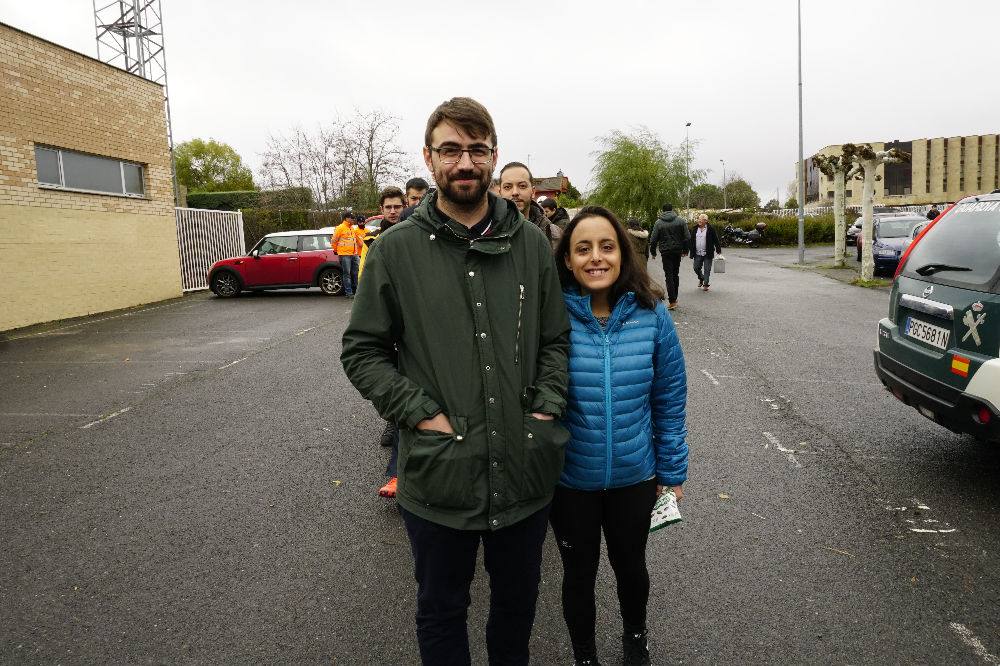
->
xmin=80 ymin=406 xmax=132 ymax=429
xmin=217 ymin=357 xmax=248 ymax=370
xmin=762 ymin=432 xmax=802 ymax=468
xmin=294 ymin=327 xmax=316 ymax=336
xmin=701 ymin=369 xmax=720 ymax=386
xmin=949 ymin=623 xmax=999 ymax=664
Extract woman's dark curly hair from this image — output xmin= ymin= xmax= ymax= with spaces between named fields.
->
xmin=555 ymin=205 xmax=665 ymax=310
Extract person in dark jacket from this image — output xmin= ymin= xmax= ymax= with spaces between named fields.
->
xmin=541 ymin=197 xmax=571 ymax=230
xmin=552 ymin=206 xmax=688 ymax=666
xmin=648 ymin=204 xmax=690 ymax=310
xmin=626 ymin=217 xmax=650 ymax=260
xmin=499 ymin=162 xmax=563 ymax=252
xmin=926 ymin=205 xmax=941 ymax=221
xmin=341 ymin=97 xmax=570 ymax=666
xmin=688 ymin=213 xmax=723 ymax=291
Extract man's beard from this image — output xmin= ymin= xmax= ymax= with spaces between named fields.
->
xmin=436 ymin=167 xmax=490 ymax=210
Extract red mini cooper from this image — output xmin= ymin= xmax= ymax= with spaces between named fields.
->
xmin=207 ymin=230 xmax=344 ymax=298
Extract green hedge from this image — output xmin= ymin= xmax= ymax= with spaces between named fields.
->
xmin=242 ymin=208 xmax=343 ymax=251
xmin=707 ymin=212 xmax=836 ymax=246
xmin=187 ymin=187 xmax=313 ymax=211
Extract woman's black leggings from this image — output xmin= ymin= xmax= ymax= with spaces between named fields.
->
xmin=549 ymin=478 xmax=658 ymax=643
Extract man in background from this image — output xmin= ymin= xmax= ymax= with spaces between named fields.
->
xmin=499 ymin=162 xmax=561 ymax=252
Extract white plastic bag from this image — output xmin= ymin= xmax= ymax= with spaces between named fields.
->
xmin=650 ymin=489 xmax=682 ymax=532
xmin=714 ymin=255 xmax=726 ymax=274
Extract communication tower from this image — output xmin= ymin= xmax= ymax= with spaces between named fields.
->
xmin=93 ymin=0 xmax=179 ymax=204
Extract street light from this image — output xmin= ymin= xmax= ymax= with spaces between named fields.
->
xmin=796 ymin=0 xmax=805 ymax=264
xmin=720 ymin=159 xmax=727 ymax=209
xmin=685 ymin=122 xmax=692 ymax=210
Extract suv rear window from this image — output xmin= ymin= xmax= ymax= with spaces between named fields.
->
xmin=902 ymin=200 xmax=1000 ymax=291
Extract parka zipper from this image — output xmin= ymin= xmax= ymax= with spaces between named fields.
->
xmin=602 ymin=332 xmax=613 ymax=489
xmin=514 ymin=284 xmax=525 ymax=364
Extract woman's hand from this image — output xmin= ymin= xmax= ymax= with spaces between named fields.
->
xmin=529 ymin=412 xmax=554 ymax=421
xmin=657 ymin=484 xmax=684 ymax=501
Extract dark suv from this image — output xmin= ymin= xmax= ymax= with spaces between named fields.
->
xmin=207 ymin=230 xmax=344 ymax=298
xmin=874 ymin=192 xmax=1000 ymax=441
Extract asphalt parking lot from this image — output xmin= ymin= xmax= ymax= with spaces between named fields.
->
xmin=2 ymin=254 xmax=998 ymax=664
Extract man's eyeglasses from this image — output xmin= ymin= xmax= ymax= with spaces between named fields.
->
xmin=429 ymin=145 xmax=495 ymax=165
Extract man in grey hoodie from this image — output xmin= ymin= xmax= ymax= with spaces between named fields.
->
xmin=648 ymin=203 xmax=690 ymax=310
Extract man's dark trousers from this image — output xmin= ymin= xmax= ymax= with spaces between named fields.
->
xmin=660 ymin=251 xmax=683 ymax=304
xmin=399 ymin=505 xmax=551 ymax=665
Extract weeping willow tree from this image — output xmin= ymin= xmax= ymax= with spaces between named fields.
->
xmin=813 ymin=144 xmax=859 ymax=267
xmin=589 ymin=127 xmax=704 ymax=226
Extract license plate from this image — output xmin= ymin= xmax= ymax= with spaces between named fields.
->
xmin=904 ymin=316 xmax=951 ymax=350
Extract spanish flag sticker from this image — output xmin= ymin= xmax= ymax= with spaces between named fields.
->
xmin=951 ymin=354 xmax=970 ymax=378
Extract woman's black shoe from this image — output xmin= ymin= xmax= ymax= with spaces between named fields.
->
xmin=622 ymin=629 xmax=650 ymax=665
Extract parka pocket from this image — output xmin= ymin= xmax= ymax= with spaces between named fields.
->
xmin=400 ymin=418 xmax=484 ymax=511
xmin=516 ymin=413 xmax=569 ymax=501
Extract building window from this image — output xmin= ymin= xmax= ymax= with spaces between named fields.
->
xmin=34 ymin=145 xmax=145 ymax=197
xmin=846 ymin=189 xmax=852 ymax=197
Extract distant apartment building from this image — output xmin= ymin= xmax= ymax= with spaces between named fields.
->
xmin=802 ymin=134 xmax=1000 ymax=207
xmin=0 ymin=22 xmax=182 ymax=332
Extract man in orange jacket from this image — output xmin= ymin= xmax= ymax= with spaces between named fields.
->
xmin=332 ymin=213 xmax=365 ymax=298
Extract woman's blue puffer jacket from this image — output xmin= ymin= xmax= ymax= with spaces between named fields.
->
xmin=561 ymin=289 xmax=688 ymax=490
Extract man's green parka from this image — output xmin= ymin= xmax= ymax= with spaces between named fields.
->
xmin=341 ymin=192 xmax=570 ymax=530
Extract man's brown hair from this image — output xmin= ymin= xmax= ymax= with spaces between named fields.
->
xmin=424 ymin=97 xmax=497 ymax=147
xmin=379 ymin=186 xmax=405 ymax=207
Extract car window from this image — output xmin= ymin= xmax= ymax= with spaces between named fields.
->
xmin=877 ymin=219 xmax=921 ymax=238
xmin=902 ymin=200 xmax=1000 ymax=290
xmin=301 ymin=235 xmax=332 ymax=251
xmin=258 ymin=235 xmax=298 ymax=255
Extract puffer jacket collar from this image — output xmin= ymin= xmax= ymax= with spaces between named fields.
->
xmin=407 ymin=190 xmax=524 ymax=255
xmin=563 ymin=289 xmax=638 ymax=336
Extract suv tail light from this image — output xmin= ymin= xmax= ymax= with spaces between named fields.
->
xmin=894 ymin=204 xmax=955 ymax=279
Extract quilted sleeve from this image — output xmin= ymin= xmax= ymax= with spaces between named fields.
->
xmin=650 ymin=304 xmax=688 ymax=486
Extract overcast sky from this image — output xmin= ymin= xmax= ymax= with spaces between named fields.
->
xmin=5 ymin=0 xmax=999 ymax=204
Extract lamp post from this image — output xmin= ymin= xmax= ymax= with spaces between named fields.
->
xmin=685 ymin=122 xmax=692 ymax=210
xmin=720 ymin=159 xmax=727 ymax=209
xmin=796 ymin=0 xmax=805 ymax=264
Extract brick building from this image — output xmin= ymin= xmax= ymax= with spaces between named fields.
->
xmin=533 ymin=170 xmax=571 ymax=201
xmin=0 ymin=22 xmax=182 ymax=332
xmin=804 ymin=134 xmax=1000 ymax=207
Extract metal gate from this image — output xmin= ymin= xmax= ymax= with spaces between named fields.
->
xmin=174 ymin=207 xmax=245 ymax=291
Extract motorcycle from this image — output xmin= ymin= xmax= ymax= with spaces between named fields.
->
xmin=722 ymin=222 xmax=767 ymax=247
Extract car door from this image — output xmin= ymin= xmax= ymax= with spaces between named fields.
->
xmin=297 ymin=235 xmax=333 ymax=286
xmin=242 ymin=235 xmax=301 ymax=286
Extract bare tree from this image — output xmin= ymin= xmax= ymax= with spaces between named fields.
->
xmin=851 ymin=143 xmax=910 ymax=280
xmin=258 ymin=110 xmax=410 ymax=211
xmin=813 ymin=144 xmax=859 ymax=267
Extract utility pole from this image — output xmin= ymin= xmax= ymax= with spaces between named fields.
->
xmin=796 ymin=0 xmax=806 ymax=264
xmin=720 ymin=159 xmax=727 ymax=209
xmin=685 ymin=122 xmax=692 ymax=210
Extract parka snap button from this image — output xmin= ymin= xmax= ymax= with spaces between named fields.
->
xmin=491 ymin=430 xmax=497 ymax=436
xmin=489 ymin=397 xmax=495 ymax=404
xmin=492 ymin=519 xmax=499 ymax=526
xmin=476 ymin=302 xmax=482 ymax=307
xmin=527 ymin=433 xmax=533 ymax=439
xmin=468 ymin=271 xmax=475 ymax=277
xmin=455 ymin=435 xmax=464 ymax=441
xmin=492 ymin=460 xmax=498 ymax=467
xmin=485 ymin=365 xmax=491 ymax=371
xmin=429 ymin=234 xmax=436 ymax=240
xmin=480 ymin=333 xmax=487 ymax=339
xmin=493 ymin=492 xmax=499 ymax=498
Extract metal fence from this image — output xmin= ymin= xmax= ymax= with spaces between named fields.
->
xmin=175 ymin=207 xmax=246 ymax=292
xmin=770 ymin=203 xmax=938 ymax=218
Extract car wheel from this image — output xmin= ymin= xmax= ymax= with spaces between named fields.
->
xmin=211 ymin=271 xmax=241 ymax=298
xmin=319 ymin=268 xmax=344 ymax=296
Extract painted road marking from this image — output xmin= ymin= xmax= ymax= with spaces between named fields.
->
xmin=2 ymin=412 xmax=98 ymax=417
xmin=217 ymin=357 xmax=248 ymax=370
xmin=762 ymin=431 xmax=802 ymax=467
xmin=887 ymin=499 xmax=956 ymax=534
xmin=80 ymin=406 xmax=132 ymax=430
xmin=294 ymin=327 xmax=316 ymax=336
xmin=701 ymin=369 xmax=720 ymax=386
xmin=950 ymin=623 xmax=999 ymax=664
